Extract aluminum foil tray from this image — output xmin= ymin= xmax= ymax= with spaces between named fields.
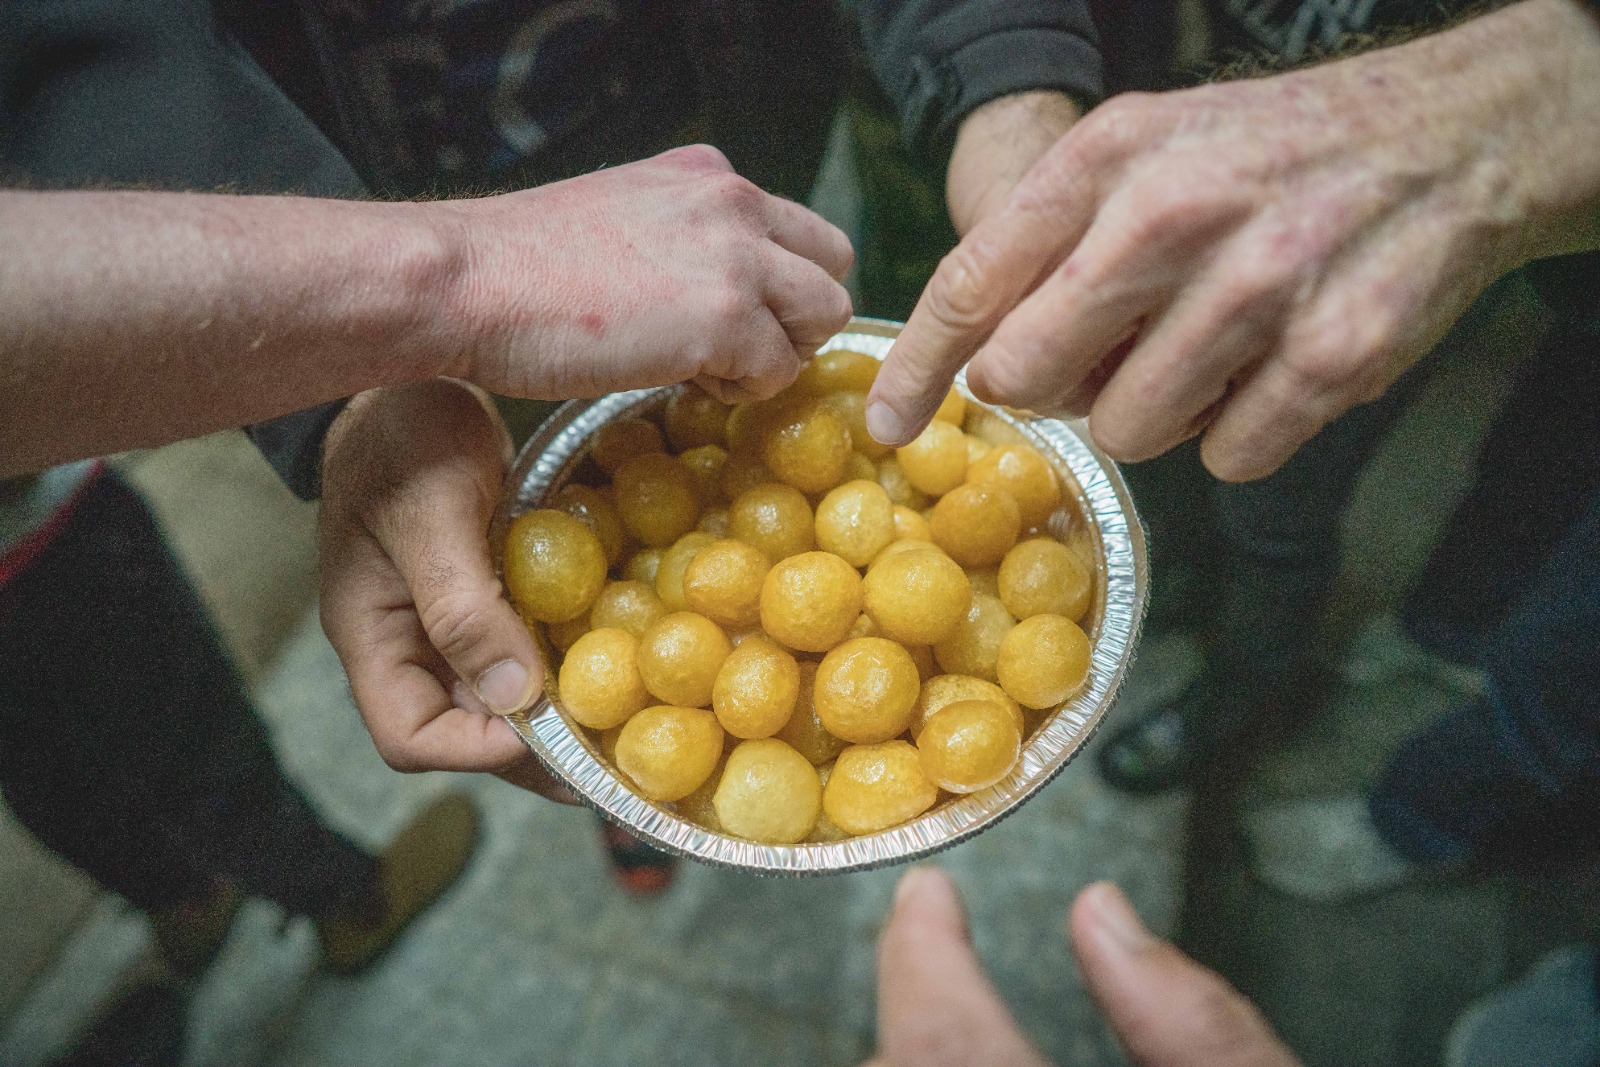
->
xmin=490 ymin=317 xmax=1148 ymax=875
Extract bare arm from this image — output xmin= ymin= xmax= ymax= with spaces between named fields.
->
xmin=0 ymin=144 xmax=852 ymax=479
xmin=0 ymin=189 xmax=450 ymax=477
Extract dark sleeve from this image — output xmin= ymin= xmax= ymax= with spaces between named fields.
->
xmin=0 ymin=0 xmax=365 ymax=501
xmin=851 ymin=0 xmax=1103 ymax=161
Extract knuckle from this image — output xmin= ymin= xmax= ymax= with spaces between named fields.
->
xmin=967 ymin=348 xmax=1040 ymax=408
xmin=925 ymin=243 xmax=1000 ymax=332
xmin=420 ymin=586 xmax=496 ymax=665
xmin=667 ymin=143 xmax=731 ymax=173
xmin=706 ymin=171 xmax=763 ymax=217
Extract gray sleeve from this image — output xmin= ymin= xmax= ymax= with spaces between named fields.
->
xmin=851 ymin=0 xmax=1104 ymax=161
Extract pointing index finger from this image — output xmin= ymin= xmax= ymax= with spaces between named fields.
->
xmin=867 ymin=161 xmax=1097 ymax=447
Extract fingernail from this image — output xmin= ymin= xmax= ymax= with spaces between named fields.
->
xmin=476 ymin=659 xmax=534 ymax=715
xmin=1085 ymin=882 xmax=1153 ymax=952
xmin=866 ymin=401 xmax=909 ymax=447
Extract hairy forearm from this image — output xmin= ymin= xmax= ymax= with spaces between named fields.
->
xmin=946 ymin=90 xmax=1081 ymax=236
xmin=0 ymin=190 xmax=459 ymax=477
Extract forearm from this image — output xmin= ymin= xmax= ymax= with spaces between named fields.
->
xmin=1478 ymin=0 xmax=1600 ymax=262
xmin=0 ymin=189 xmax=459 ymax=477
xmin=946 ymin=90 xmax=1080 ymax=235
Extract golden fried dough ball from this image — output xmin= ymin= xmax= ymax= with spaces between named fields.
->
xmin=697 ymin=507 xmax=731 ymax=536
xmin=591 ymin=417 xmax=664 ymax=474
xmin=933 ymin=387 xmax=967 ymax=425
xmin=655 ymin=531 xmax=717 ymax=613
xmin=637 ymin=611 xmax=733 ymax=708
xmin=967 ymin=566 xmax=1000 ymax=598
xmin=683 ymin=538 xmax=771 ymax=629
xmin=678 ymin=444 xmax=729 ymax=501
xmin=674 ymin=759 xmax=724 ymax=831
xmin=725 ymin=396 xmax=789 ymax=455
xmin=793 ymin=349 xmax=880 ymax=395
xmin=823 ymin=741 xmax=937 ymax=835
xmin=615 ymin=704 xmax=724 ymax=801
xmin=845 ymin=451 xmax=878 ymax=483
xmin=729 ymin=483 xmax=815 ymax=562
xmin=996 ymin=613 xmax=1091 ymax=710
xmin=814 ymin=637 xmax=920 ymax=744
xmin=504 ymin=509 xmax=607 ymax=623
xmin=558 ymin=627 xmax=651 ymax=729
xmin=664 ymin=385 xmax=731 ymax=450
xmin=547 ymin=614 xmax=590 ymax=652
xmin=911 ymin=674 xmax=1024 ymax=739
xmin=876 ymin=457 xmax=931 ymax=510
xmin=933 ymin=592 xmax=1017 ymax=682
xmin=819 ymin=390 xmax=892 ymax=460
xmin=775 ymin=661 xmax=847 ymax=765
xmin=905 ymin=642 xmax=938 ymax=682
xmin=552 ymin=484 xmax=627 ymax=566
xmin=998 ymin=538 xmax=1092 ymax=622
xmin=718 ymin=451 xmax=775 ymax=503
xmin=931 ymin=482 xmax=1021 ymax=567
xmin=814 ymin=479 xmax=895 ymax=568
xmin=760 ymin=551 xmax=864 ymax=653
xmin=590 ymin=579 xmax=669 ymax=638
xmin=613 ymin=451 xmax=701 ymax=547
xmin=862 ymin=546 xmax=972 ymax=646
xmin=965 ymin=435 xmax=993 ymax=466
xmin=895 ymin=419 xmax=968 ymax=497
xmin=916 ymin=699 xmax=1021 ymax=793
xmin=892 ymin=505 xmax=931 ymax=542
xmin=713 ymin=739 xmax=822 ymax=843
xmin=622 ymin=546 xmax=664 ymax=585
xmin=763 ymin=402 xmax=852 ymax=495
xmin=967 ymin=444 xmax=1062 ymax=528
xmin=848 ymin=613 xmax=881 ymax=640
xmin=711 ymin=635 xmax=800 ymax=738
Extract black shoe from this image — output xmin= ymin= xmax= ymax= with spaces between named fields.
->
xmin=1096 ymin=678 xmax=1257 ymax=795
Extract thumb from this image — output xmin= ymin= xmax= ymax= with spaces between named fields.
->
xmin=1069 ymin=883 xmax=1301 ymax=1067
xmin=873 ymin=868 xmax=1050 ymax=1067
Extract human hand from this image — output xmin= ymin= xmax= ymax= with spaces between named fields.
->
xmin=431 ymin=144 xmax=854 ymax=405
xmin=318 ymin=378 xmax=572 ymax=799
xmin=869 ymin=0 xmax=1600 ymax=480
xmin=865 ymin=868 xmax=1300 ymax=1067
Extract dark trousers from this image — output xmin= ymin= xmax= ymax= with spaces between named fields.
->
xmin=0 ymin=474 xmax=378 ymax=915
xmin=1372 ymin=489 xmax=1600 ymax=865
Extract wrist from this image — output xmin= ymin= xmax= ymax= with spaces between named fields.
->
xmin=1396 ymin=0 xmax=1600 ymax=265
xmin=947 ymin=91 xmax=1079 ymax=236
xmin=372 ymin=201 xmax=477 ymax=384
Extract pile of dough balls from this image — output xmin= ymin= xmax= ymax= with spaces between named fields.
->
xmin=502 ymin=350 xmax=1096 ymax=845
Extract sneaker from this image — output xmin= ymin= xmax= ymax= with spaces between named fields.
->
xmin=316 ymin=792 xmax=479 ymax=975
xmin=1243 ymin=794 xmax=1428 ymax=902
xmin=1445 ymin=946 xmax=1600 ymax=1067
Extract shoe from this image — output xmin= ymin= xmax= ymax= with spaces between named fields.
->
xmin=1243 ymin=794 xmax=1425 ymax=903
xmin=316 ymin=792 xmax=479 ymax=975
xmin=598 ymin=819 xmax=677 ymax=896
xmin=1341 ymin=614 xmax=1486 ymax=696
xmin=1445 ymin=946 xmax=1600 ymax=1067
xmin=147 ymin=878 xmax=242 ymax=979
xmin=1096 ymin=677 xmax=1258 ymax=795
